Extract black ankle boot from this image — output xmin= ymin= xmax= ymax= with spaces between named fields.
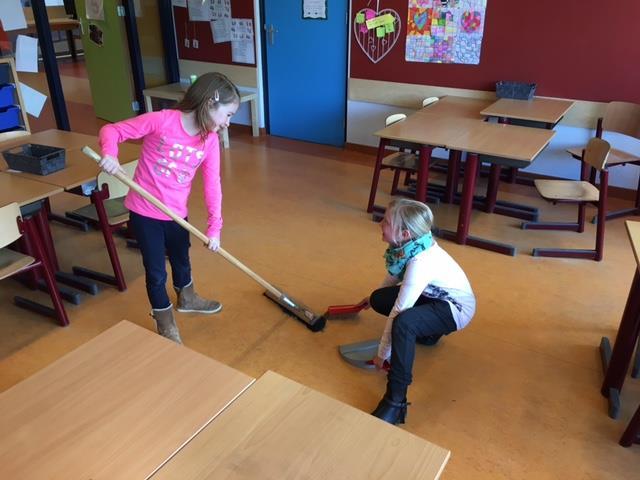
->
xmin=371 ymin=397 xmax=410 ymax=425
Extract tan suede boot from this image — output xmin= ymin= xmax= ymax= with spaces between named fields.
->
xmin=175 ymin=280 xmax=222 ymax=314
xmin=151 ymin=305 xmax=183 ymax=344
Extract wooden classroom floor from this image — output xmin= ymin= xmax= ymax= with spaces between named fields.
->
xmin=1 ymin=62 xmax=639 ymax=478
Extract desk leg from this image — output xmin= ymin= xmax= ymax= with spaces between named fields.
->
xmin=620 ymin=404 xmax=640 ymax=447
xmin=71 ymin=188 xmax=127 ymax=291
xmin=437 ymin=153 xmax=517 ymax=256
xmin=484 ymin=164 xmax=502 ymax=213
xmin=444 ymin=150 xmax=460 ymax=204
xmin=144 ymin=95 xmax=153 ymax=113
xmin=415 ymin=146 xmax=433 ymax=204
xmin=34 ymin=207 xmax=60 ymax=272
xmin=250 ymin=98 xmax=259 ymax=137
xmin=367 ymin=139 xmax=389 ymax=214
xmin=456 ymin=152 xmax=478 ymax=243
xmin=65 ymin=29 xmax=77 ymax=61
xmin=33 ymin=203 xmax=99 ymax=298
xmin=15 ymin=217 xmax=70 ymax=326
xmin=600 ymin=270 xmax=640 ymax=418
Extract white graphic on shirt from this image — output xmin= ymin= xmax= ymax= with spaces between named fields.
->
xmin=153 ymin=142 xmax=205 ymax=184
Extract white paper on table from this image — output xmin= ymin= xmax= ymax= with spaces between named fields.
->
xmin=16 ymin=35 xmax=39 ymax=73
xmin=0 ymin=0 xmax=27 ymax=31
xmin=86 ymin=0 xmax=105 ymax=21
xmin=187 ymin=0 xmax=211 ymax=21
xmin=210 ymin=0 xmax=231 ymax=20
xmin=18 ymin=82 xmax=47 ymax=118
xmin=172 ymin=0 xmax=187 ymax=7
xmin=210 ymin=18 xmax=231 ymax=43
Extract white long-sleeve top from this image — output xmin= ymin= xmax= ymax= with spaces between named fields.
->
xmin=377 ymin=242 xmax=476 ymax=360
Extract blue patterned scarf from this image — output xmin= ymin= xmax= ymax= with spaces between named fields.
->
xmin=384 ymin=233 xmax=434 ymax=279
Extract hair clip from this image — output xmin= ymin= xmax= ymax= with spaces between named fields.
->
xmin=214 ymin=89 xmax=220 ymax=102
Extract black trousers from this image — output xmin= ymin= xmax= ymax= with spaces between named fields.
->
xmin=370 ymin=286 xmax=457 ymax=390
xmin=129 ymin=211 xmax=191 ymax=309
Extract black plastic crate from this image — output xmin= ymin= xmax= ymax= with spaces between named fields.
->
xmin=3 ymin=143 xmax=66 ymax=175
xmin=496 ymin=81 xmax=537 ymax=100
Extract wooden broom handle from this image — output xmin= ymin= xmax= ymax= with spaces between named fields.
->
xmin=82 ymin=146 xmax=283 ymax=298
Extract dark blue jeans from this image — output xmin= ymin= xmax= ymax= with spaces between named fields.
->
xmin=129 ymin=211 xmax=191 ymax=309
xmin=370 ymin=286 xmax=457 ymax=390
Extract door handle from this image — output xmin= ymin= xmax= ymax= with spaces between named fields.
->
xmin=265 ymin=24 xmax=278 ymax=46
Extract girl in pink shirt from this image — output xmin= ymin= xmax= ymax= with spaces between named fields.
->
xmin=98 ymin=73 xmax=240 ymax=344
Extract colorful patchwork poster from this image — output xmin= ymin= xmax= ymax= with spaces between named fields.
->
xmin=405 ymin=0 xmax=487 ymax=65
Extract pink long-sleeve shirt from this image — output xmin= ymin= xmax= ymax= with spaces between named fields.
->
xmin=99 ymin=109 xmax=222 ymax=237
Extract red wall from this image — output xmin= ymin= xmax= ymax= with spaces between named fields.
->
xmin=174 ymin=2 xmax=255 ymax=66
xmin=350 ymin=0 xmax=640 ymax=103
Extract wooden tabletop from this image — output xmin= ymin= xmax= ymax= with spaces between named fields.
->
xmin=626 ymin=221 xmax=640 ymax=267
xmin=24 ymin=18 xmax=80 ymax=32
xmin=143 ymin=83 xmax=257 ymax=102
xmin=152 ymin=370 xmax=450 ymax=480
xmin=375 ymin=114 xmax=480 ymax=147
xmin=0 ymin=171 xmax=63 ymax=207
xmin=416 ymin=96 xmax=494 ymax=120
xmin=480 ymin=97 xmax=575 ymax=124
xmin=375 ymin=111 xmax=554 ymax=162
xmin=0 ymin=321 xmax=254 ymax=480
xmin=450 ymin=121 xmax=555 ymax=163
xmin=0 ymin=130 xmax=140 ymax=190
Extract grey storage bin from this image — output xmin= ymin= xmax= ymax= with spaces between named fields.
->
xmin=3 ymin=143 xmax=66 ymax=175
xmin=496 ymin=81 xmax=537 ymax=100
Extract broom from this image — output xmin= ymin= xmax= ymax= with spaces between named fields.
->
xmin=82 ymin=146 xmax=326 ymax=332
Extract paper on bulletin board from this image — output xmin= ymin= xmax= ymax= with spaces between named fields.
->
xmin=0 ymin=0 xmax=27 ymax=31
xmin=405 ymin=0 xmax=487 ymax=65
xmin=16 ymin=35 xmax=39 ymax=73
xmin=187 ymin=0 xmax=211 ymax=21
xmin=172 ymin=0 xmax=187 ymax=7
xmin=86 ymin=0 xmax=105 ymax=21
xmin=19 ymin=82 xmax=47 ymax=118
xmin=231 ymin=19 xmax=255 ymax=64
xmin=210 ymin=0 xmax=231 ymax=20
xmin=211 ymin=18 xmax=231 ymax=43
xmin=303 ymin=0 xmax=326 ymax=19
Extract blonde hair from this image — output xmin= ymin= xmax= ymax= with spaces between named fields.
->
xmin=175 ymin=72 xmax=240 ymax=141
xmin=386 ymin=198 xmax=434 ymax=244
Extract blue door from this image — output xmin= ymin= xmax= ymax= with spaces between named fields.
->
xmin=263 ymin=1 xmax=348 ymax=147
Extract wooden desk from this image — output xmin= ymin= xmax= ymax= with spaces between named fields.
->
xmin=0 ymin=130 xmax=140 ymax=189
xmin=418 ymin=96 xmax=494 ymax=120
xmin=0 ymin=321 xmax=254 ymax=480
xmin=152 ymin=371 xmax=450 ymax=480
xmin=480 ymin=97 xmax=575 ymax=126
xmin=142 ymin=83 xmax=259 ymax=148
xmin=18 ymin=17 xmax=80 ymax=61
xmin=0 ymin=130 xmax=141 ymax=291
xmin=0 ymin=173 xmax=69 ymax=325
xmin=439 ymin=123 xmax=554 ymax=255
xmin=0 ymin=171 xmax=63 ymax=207
xmin=599 ymin=221 xmax=640 ymax=419
xmin=369 ymin=104 xmax=555 ymax=255
xmin=368 ymin=114 xmax=480 ymax=213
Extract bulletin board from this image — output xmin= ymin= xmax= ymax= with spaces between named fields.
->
xmin=350 ymin=0 xmax=640 ymax=103
xmin=173 ymin=1 xmax=256 ymax=66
